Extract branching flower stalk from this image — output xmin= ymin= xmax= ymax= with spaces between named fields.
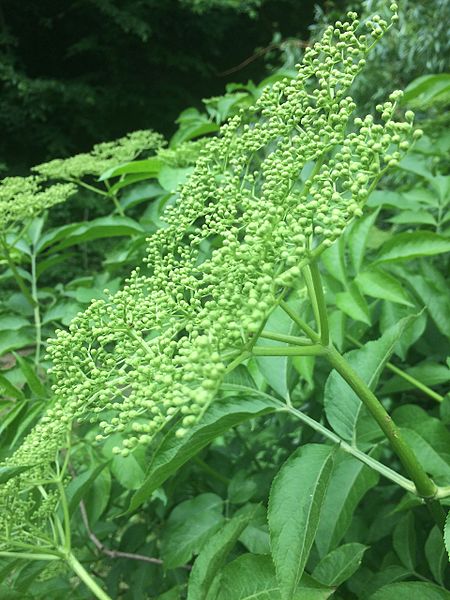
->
xmin=1 ymin=4 xmax=448 ymax=596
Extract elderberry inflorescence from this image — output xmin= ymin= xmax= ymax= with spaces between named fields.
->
xmin=1 ymin=4 xmax=417 ymax=544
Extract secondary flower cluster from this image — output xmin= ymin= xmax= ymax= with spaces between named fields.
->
xmin=33 ymin=129 xmax=165 ymax=180
xmin=1 ymin=3 xmax=414 ymax=545
xmin=0 ymin=176 xmax=77 ymax=232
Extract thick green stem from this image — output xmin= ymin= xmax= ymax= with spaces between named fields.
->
xmin=66 ymin=552 xmax=112 ymax=600
xmin=324 ymin=345 xmax=446 ymax=527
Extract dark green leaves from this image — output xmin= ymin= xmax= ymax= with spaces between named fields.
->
xmin=268 ymin=444 xmax=334 ymax=600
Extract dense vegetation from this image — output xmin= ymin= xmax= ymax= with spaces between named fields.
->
xmin=0 ymin=1 xmax=450 ymax=599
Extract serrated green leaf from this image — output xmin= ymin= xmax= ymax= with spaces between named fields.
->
xmin=312 ymin=543 xmax=368 ymax=587
xmin=268 ymin=444 xmax=334 ymax=600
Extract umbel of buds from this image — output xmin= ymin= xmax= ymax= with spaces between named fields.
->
xmin=1 ymin=3 xmax=418 ymax=544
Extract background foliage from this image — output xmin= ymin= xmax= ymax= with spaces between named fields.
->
xmin=0 ymin=1 xmax=450 ymax=599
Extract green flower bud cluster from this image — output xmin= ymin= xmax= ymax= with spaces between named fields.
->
xmin=33 ymin=129 xmax=165 ymax=181
xmin=1 ymin=6 xmax=416 ymax=541
xmin=0 ymin=176 xmax=77 ymax=232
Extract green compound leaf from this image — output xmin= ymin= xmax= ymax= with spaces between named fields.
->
xmin=375 ymin=231 xmax=450 ymax=263
xmin=312 ymin=543 xmax=368 ymax=587
xmin=129 ymin=395 xmax=277 ymax=512
xmin=187 ymin=505 xmax=257 ymax=600
xmin=268 ymin=444 xmax=335 ymax=600
xmin=324 ymin=316 xmax=416 ymax=443
xmin=214 ymin=554 xmax=333 ymax=600
xmin=369 ymin=581 xmax=450 ymax=600
xmin=161 ymin=493 xmax=225 ymax=569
